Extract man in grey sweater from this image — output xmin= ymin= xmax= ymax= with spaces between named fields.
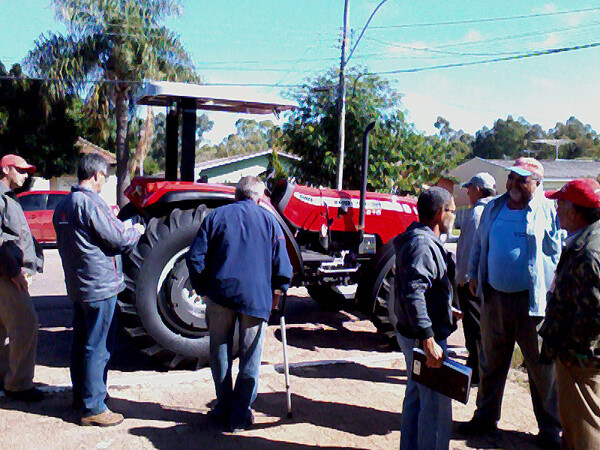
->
xmin=455 ymin=172 xmax=496 ymax=384
xmin=0 ymin=154 xmax=44 ymax=402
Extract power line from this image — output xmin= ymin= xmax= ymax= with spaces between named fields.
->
xmin=0 ymin=75 xmax=299 ymax=88
xmin=369 ymin=6 xmax=600 ymax=30
xmin=373 ymin=41 xmax=600 ymax=75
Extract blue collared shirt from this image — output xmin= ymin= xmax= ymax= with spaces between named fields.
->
xmin=468 ymin=186 xmax=562 ymax=316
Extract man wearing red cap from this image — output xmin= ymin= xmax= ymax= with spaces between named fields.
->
xmin=0 ymin=154 xmax=44 ymax=402
xmin=460 ymin=157 xmax=562 ymax=448
xmin=540 ymin=178 xmax=600 ymax=449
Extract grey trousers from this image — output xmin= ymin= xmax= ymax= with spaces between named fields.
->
xmin=474 ymin=285 xmax=560 ymax=435
xmin=0 ymin=275 xmax=38 ymax=391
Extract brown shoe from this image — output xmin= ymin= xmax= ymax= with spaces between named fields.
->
xmin=80 ymin=409 xmax=124 ymax=427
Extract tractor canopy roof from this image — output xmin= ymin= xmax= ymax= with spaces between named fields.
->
xmin=136 ymin=81 xmax=298 ymax=114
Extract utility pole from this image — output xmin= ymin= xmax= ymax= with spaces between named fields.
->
xmin=336 ymin=0 xmax=349 ymax=190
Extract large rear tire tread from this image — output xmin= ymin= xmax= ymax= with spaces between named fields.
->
xmin=118 ymin=206 xmax=211 ymax=369
xmin=357 ymin=240 xmax=398 ymax=347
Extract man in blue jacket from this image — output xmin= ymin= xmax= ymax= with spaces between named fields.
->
xmin=394 ymin=186 xmax=457 ymax=450
xmin=187 ymin=176 xmax=293 ymax=433
xmin=54 ymin=153 xmax=143 ymax=427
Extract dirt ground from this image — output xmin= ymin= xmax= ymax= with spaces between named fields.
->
xmin=0 ymin=250 xmax=544 ymax=449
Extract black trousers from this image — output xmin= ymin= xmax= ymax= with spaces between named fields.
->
xmin=457 ymin=283 xmax=481 ymax=381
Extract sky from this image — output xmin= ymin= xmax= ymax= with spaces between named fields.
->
xmin=1 ymin=0 xmax=599 ymax=145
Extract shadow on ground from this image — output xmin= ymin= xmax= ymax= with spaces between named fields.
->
xmin=452 ymin=424 xmax=544 ymax=450
xmin=129 ymin=424 xmax=352 ymax=450
xmin=274 ymin=361 xmax=406 ymax=385
xmin=270 ymin=294 xmax=392 ymax=354
xmin=128 ymin=390 xmax=398 ymax=448
xmin=34 ymin=294 xmax=165 ymax=372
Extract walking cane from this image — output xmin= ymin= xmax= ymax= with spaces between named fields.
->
xmin=273 ymin=290 xmax=292 ymax=418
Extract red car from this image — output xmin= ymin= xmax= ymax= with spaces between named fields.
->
xmin=17 ymin=190 xmax=119 ymax=244
xmin=17 ymin=190 xmax=68 ymax=244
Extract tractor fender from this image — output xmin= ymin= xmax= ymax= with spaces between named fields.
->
xmin=142 ymin=187 xmax=303 ymax=278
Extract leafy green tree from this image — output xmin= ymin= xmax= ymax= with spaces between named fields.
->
xmin=472 ymin=116 xmax=533 ymax=159
xmin=26 ymin=0 xmax=198 ymax=205
xmin=0 ymin=62 xmax=80 ymax=178
xmin=282 ymin=68 xmax=462 ymax=193
xmin=148 ymin=112 xmax=214 ymax=173
xmin=548 ymin=117 xmax=600 ymax=159
xmin=198 ymin=119 xmax=278 ymax=162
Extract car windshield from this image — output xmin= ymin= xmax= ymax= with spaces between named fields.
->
xmin=18 ymin=194 xmax=46 ymax=211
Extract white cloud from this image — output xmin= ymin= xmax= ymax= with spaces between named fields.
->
xmin=464 ymin=30 xmax=482 ymax=43
xmin=541 ymin=3 xmax=557 ymax=13
xmin=530 ymin=32 xmax=560 ymax=49
xmin=567 ymin=13 xmax=583 ymax=27
xmin=387 ymin=41 xmax=427 ymax=56
xmin=536 ymin=78 xmax=556 ymax=91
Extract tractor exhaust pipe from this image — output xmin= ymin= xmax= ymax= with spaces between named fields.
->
xmin=358 ymin=122 xmax=376 ymax=242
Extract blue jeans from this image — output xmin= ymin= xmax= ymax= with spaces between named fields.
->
xmin=207 ymin=300 xmax=266 ymax=430
xmin=70 ymin=296 xmax=117 ymax=417
xmin=397 ymin=334 xmax=452 ymax=450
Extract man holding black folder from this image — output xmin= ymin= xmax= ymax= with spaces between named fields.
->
xmin=394 ymin=187 xmax=458 ymax=450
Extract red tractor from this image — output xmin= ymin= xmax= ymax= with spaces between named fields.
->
xmin=118 ymin=82 xmax=417 ymax=368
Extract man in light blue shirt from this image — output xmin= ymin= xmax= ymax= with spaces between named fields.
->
xmin=459 ymin=158 xmax=562 ymax=449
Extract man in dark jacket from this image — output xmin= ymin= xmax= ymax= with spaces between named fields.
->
xmin=0 ymin=154 xmax=44 ymax=402
xmin=540 ymin=178 xmax=600 ymax=449
xmin=53 ymin=153 xmax=143 ymax=427
xmin=186 ymin=176 xmax=293 ymax=432
xmin=394 ymin=186 xmax=457 ymax=450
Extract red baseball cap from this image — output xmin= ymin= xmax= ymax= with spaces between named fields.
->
xmin=0 ymin=154 xmax=36 ymax=174
xmin=549 ymin=178 xmax=600 ymax=208
xmin=508 ymin=157 xmax=544 ymax=179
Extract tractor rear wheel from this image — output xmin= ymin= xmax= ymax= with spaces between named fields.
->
xmin=118 ymin=207 xmax=211 ymax=369
xmin=357 ymin=240 xmax=398 ymax=346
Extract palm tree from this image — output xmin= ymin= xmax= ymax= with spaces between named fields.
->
xmin=26 ymin=0 xmax=198 ymax=205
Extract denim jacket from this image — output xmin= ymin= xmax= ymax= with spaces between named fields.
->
xmin=468 ymin=186 xmax=561 ymax=316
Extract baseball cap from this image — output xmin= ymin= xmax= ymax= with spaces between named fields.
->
xmin=549 ymin=178 xmax=600 ymax=208
xmin=462 ymin=172 xmax=496 ymax=190
xmin=508 ymin=157 xmax=544 ymax=179
xmin=1 ymin=154 xmax=36 ymax=174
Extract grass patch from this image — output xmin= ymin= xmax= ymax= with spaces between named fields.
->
xmin=511 ymin=346 xmax=526 ymax=371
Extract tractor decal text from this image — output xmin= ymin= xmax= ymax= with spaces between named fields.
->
xmin=293 ymin=192 xmax=417 ymax=215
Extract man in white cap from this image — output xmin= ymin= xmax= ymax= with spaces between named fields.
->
xmin=459 ymin=157 xmax=562 ymax=449
xmin=0 ymin=154 xmax=44 ymax=402
xmin=455 ymin=172 xmax=496 ymax=385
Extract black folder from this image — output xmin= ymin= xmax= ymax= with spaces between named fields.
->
xmin=410 ymin=348 xmax=472 ymax=404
